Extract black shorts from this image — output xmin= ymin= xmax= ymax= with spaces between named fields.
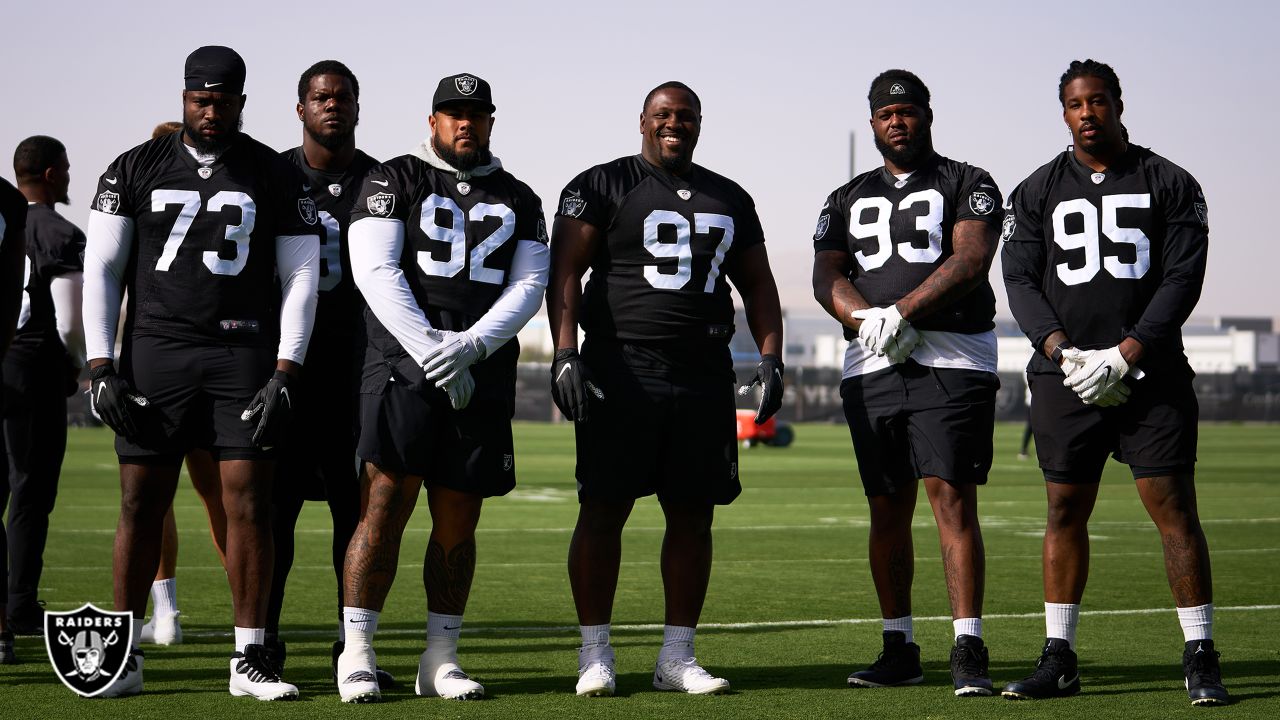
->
xmin=275 ymin=357 xmax=359 ymax=503
xmin=574 ymin=339 xmax=740 ymax=506
xmin=840 ymin=361 xmax=998 ymax=496
xmin=1029 ymin=365 xmax=1198 ymax=483
xmin=356 ymin=346 xmax=516 ymax=498
xmin=115 ymin=335 xmax=275 ymax=465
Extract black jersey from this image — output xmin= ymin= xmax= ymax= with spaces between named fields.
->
xmin=1002 ymin=145 xmax=1208 ymax=373
xmin=556 ymin=155 xmax=765 ymax=343
xmin=0 ymin=179 xmax=24 ymax=255
xmin=813 ymin=154 xmax=1002 ymax=336
xmin=91 ymin=131 xmax=317 ymax=347
xmin=349 ymin=153 xmax=545 ymax=356
xmin=282 ymin=146 xmax=377 ymax=360
xmin=10 ymin=204 xmax=84 ymax=362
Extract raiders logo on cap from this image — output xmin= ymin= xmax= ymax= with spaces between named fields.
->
xmin=455 ymin=75 xmax=478 ymax=95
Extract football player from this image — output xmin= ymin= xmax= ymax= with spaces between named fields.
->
xmin=264 ymin=59 xmax=393 ymax=689
xmin=1000 ymin=59 xmax=1227 ymax=706
xmin=811 ymin=70 xmax=1003 ymax=696
xmin=3 ymin=137 xmax=85 ymax=639
xmin=337 ymin=73 xmax=548 ymax=704
xmin=0 ymin=176 xmax=27 ymax=665
xmin=548 ymin=82 xmax=784 ymax=697
xmin=83 ymin=46 xmax=319 ymax=700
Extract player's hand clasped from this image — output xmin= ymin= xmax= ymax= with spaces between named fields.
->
xmin=852 ymin=305 xmax=920 ymax=363
xmin=550 ymin=348 xmax=604 ymax=422
xmin=422 ymin=329 xmax=485 ymax=385
xmin=89 ymin=364 xmax=151 ymax=439
xmin=241 ymin=369 xmax=294 ymax=446
xmin=1061 ymin=346 xmax=1131 ymax=406
xmin=738 ymin=354 xmax=785 ymax=424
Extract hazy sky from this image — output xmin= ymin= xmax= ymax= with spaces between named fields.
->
xmin=3 ymin=0 xmax=1276 ymax=322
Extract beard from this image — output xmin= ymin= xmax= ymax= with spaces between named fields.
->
xmin=432 ymin=135 xmax=490 ymax=172
xmin=184 ymin=114 xmax=243 ymax=156
xmin=874 ymin=125 xmax=933 ymax=168
xmin=305 ymin=117 xmax=357 ymax=151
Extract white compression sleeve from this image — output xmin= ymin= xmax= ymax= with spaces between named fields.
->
xmin=348 ymin=217 xmax=437 ymax=366
xmin=275 ymin=233 xmax=320 ymax=365
xmin=465 ymin=240 xmax=549 ymax=354
xmin=83 ymin=210 xmax=133 ymax=361
xmin=50 ymin=272 xmax=85 ymax=366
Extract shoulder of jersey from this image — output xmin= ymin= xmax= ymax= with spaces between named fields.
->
xmin=830 ymin=166 xmax=882 ymax=198
xmin=1013 ymin=150 xmax=1073 ymax=199
xmin=1131 ymin=144 xmax=1197 ymax=185
xmin=688 ymin=162 xmax=752 ymax=199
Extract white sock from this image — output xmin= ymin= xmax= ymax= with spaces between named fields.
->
xmin=658 ymin=625 xmax=696 ymax=663
xmin=425 ymin=612 xmax=463 ymax=663
xmin=579 ymin=624 xmax=612 ymax=664
xmin=151 ymin=578 xmax=178 ymax=616
xmin=343 ymin=607 xmax=379 ymax=650
xmin=1177 ymin=603 xmax=1213 ymax=642
xmin=1046 ymin=602 xmax=1080 ymax=649
xmin=953 ymin=617 xmax=983 ymax=640
xmin=884 ymin=615 xmax=913 ymax=644
xmin=234 ymin=626 xmax=265 ymax=653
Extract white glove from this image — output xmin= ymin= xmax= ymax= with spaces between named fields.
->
xmin=1092 ymin=381 xmax=1132 ymax=407
xmin=851 ymin=305 xmax=909 ymax=357
xmin=441 ymin=366 xmax=475 ymax=410
xmin=422 ymin=328 xmax=485 ymax=385
xmin=1062 ymin=346 xmax=1130 ymax=405
xmin=882 ymin=324 xmax=922 ymax=364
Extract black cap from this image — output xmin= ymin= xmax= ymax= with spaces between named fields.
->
xmin=432 ymin=73 xmax=494 ymax=113
xmin=184 ymin=46 xmax=246 ymax=94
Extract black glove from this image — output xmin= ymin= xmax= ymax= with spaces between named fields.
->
xmin=241 ymin=370 xmax=294 ymax=447
xmin=739 ymin=354 xmax=784 ymax=424
xmin=89 ymin=364 xmax=150 ymax=438
xmin=550 ymin=348 xmax=604 ymax=422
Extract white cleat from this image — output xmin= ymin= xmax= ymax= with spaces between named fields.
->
xmin=229 ymin=644 xmax=299 ymax=701
xmin=336 ymin=644 xmax=381 ymax=703
xmin=98 ymin=650 xmax=144 ymax=698
xmin=576 ymin=660 xmax=617 ymax=697
xmin=139 ymin=611 xmax=182 ymax=645
xmin=653 ymin=656 xmax=730 ymax=695
xmin=415 ymin=652 xmax=484 ymax=700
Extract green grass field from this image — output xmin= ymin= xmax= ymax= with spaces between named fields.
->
xmin=3 ymin=423 xmax=1278 ymax=718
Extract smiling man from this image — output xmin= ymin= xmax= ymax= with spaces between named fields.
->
xmin=547 ymin=81 xmax=784 ymax=697
xmin=1001 ymin=59 xmax=1226 ymax=706
xmin=338 ymin=73 xmax=548 ymax=704
xmin=811 ymin=69 xmax=1003 ymax=697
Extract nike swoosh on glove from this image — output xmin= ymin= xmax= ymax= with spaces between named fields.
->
xmin=89 ymin=364 xmax=150 ymax=439
xmin=882 ymin=324 xmax=922 ymax=364
xmin=1062 ymin=346 xmax=1130 ymax=405
xmin=441 ymin=367 xmax=475 ymax=410
xmin=241 ymin=370 xmax=294 ymax=447
xmin=550 ymin=348 xmax=603 ymax=422
xmin=851 ymin=305 xmax=910 ymax=356
xmin=738 ymin=353 xmax=784 ymax=424
xmin=422 ymin=329 xmax=485 ymax=385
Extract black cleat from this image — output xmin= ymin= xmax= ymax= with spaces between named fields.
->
xmin=847 ymin=631 xmax=924 ymax=687
xmin=1184 ymin=640 xmax=1229 ymax=707
xmin=263 ymin=635 xmax=287 ymax=678
xmin=0 ymin=631 xmax=17 ymax=664
xmin=950 ymin=634 xmax=993 ymax=696
xmin=332 ymin=640 xmax=397 ymax=690
xmin=1002 ymin=638 xmax=1080 ymax=700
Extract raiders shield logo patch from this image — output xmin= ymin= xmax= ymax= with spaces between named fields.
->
xmin=298 ymin=197 xmax=318 ymax=225
xmin=45 ymin=603 xmax=133 ymax=697
xmin=969 ymin=191 xmax=995 ymax=215
xmin=367 ymin=192 xmax=395 ymax=217
xmin=503 ymin=453 xmax=514 ymax=471
xmin=96 ymin=191 xmax=120 ymax=214
xmin=455 ymin=75 xmax=478 ymax=95
xmin=813 ymin=214 xmax=830 ymax=241
xmin=562 ymin=190 xmax=586 ymax=218
xmin=536 ymin=218 xmax=548 ymax=242
xmin=890 ymin=83 xmax=906 ymax=95
xmin=1194 ymin=202 xmax=1208 ymax=226
xmin=1000 ymin=213 xmax=1017 ymax=242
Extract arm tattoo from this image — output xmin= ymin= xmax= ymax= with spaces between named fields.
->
xmin=424 ymin=538 xmax=477 ymax=616
xmin=895 ymin=221 xmax=996 ymax=322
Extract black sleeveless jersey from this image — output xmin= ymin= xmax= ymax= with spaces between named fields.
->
xmin=813 ymin=154 xmax=1002 ymax=335
xmin=1002 ymin=145 xmax=1208 ymax=373
xmin=11 ymin=204 xmax=84 ymax=362
xmin=555 ymin=155 xmax=765 ymax=343
xmin=91 ymin=131 xmax=316 ymax=347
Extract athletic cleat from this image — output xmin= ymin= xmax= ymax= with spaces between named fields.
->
xmin=416 ymin=652 xmax=484 ymax=700
xmin=1183 ymin=640 xmax=1230 ymax=706
xmin=336 ymin=644 xmax=381 ymax=703
xmin=99 ymin=650 xmax=143 ymax=698
xmin=847 ymin=631 xmax=924 ymax=687
xmin=332 ymin=641 xmax=396 ymax=690
xmin=1002 ymin=638 xmax=1080 ymax=699
xmin=576 ymin=645 xmax=617 ymax=697
xmin=139 ymin=611 xmax=183 ymax=645
xmin=950 ymin=634 xmax=994 ymax=696
xmin=653 ymin=656 xmax=730 ymax=695
xmin=263 ymin=636 xmax=286 ymax=678
xmin=229 ymin=644 xmax=299 ymax=701
xmin=0 ymin=631 xmax=16 ymax=664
